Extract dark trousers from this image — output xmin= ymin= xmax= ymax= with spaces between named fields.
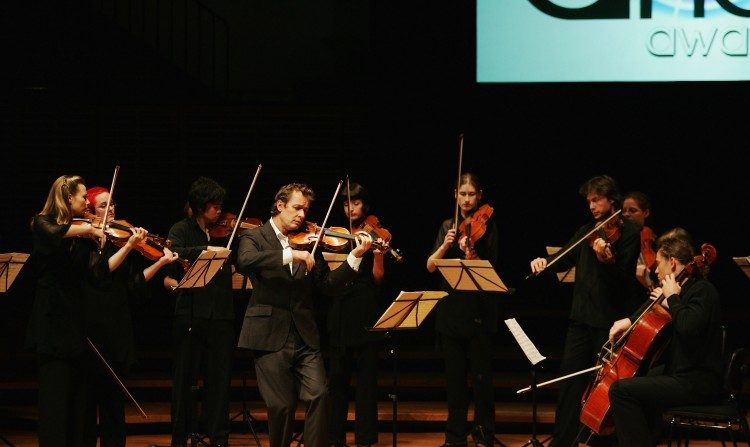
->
xmin=83 ymin=354 xmax=127 ymax=447
xmin=610 ymin=375 xmax=715 ymax=447
xmin=37 ymin=354 xmax=87 ymax=447
xmin=328 ymin=341 xmax=379 ymax=446
xmin=440 ymin=331 xmax=495 ymax=446
xmin=253 ymin=325 xmax=328 ymax=447
xmin=549 ymin=322 xmax=609 ymax=447
xmin=171 ymin=317 xmax=234 ymax=446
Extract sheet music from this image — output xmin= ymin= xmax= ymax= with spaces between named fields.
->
xmin=504 ymin=318 xmax=546 ymax=366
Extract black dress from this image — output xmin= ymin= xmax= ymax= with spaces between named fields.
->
xmin=25 ymin=214 xmax=93 ymax=447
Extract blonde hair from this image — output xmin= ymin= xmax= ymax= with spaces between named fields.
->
xmin=39 ymin=175 xmax=86 ymax=225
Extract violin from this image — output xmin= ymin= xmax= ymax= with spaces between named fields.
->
xmin=457 ymin=203 xmax=493 ymax=260
xmin=640 ymin=225 xmax=658 ymax=272
xmin=579 ymin=243 xmax=718 ymax=435
xmin=289 ymin=221 xmax=389 ymax=253
xmin=73 ymin=213 xmax=189 ymax=270
xmin=353 ymin=215 xmax=403 ymax=262
xmin=587 ymin=212 xmax=623 ymax=262
xmin=209 ymin=212 xmax=262 ymax=239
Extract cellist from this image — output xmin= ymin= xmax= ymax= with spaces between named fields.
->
xmin=608 ymin=228 xmax=724 ymax=446
xmin=529 ymin=175 xmax=642 ymax=447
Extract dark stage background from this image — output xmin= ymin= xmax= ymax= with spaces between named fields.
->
xmin=2 ymin=1 xmax=749 ymax=365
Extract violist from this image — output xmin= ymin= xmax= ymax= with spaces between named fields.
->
xmin=427 ymin=173 xmax=500 ymax=447
xmin=528 ymin=175 xmax=642 ymax=447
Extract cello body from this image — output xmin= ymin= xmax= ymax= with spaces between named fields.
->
xmin=579 ymin=304 xmax=673 ymax=435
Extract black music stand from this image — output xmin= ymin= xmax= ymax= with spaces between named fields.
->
xmin=228 ymin=269 xmax=261 ymax=447
xmin=370 ymin=290 xmax=448 ymax=447
xmin=506 ymin=318 xmax=552 ymax=447
xmin=434 ymin=259 xmax=511 ymax=446
xmin=175 ymin=249 xmax=232 ymax=447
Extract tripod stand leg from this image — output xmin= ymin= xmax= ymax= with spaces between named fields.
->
xmin=229 ymin=371 xmax=261 ymax=447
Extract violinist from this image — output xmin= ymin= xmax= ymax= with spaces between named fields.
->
xmin=622 ymin=191 xmax=658 ymax=292
xmin=327 ymin=182 xmax=386 ymax=447
xmin=25 ymin=175 xmax=105 ymax=447
xmin=163 ymin=176 xmax=237 ymax=447
xmin=529 ymin=174 xmax=642 ymax=447
xmin=81 ymin=186 xmax=180 ymax=447
xmin=235 ymin=182 xmax=373 ymax=447
xmin=426 ymin=173 xmax=500 ymax=447
xmin=608 ymin=228 xmax=723 ymax=446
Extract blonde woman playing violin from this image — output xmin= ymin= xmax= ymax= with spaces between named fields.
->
xmin=26 ymin=175 xmax=105 ymax=447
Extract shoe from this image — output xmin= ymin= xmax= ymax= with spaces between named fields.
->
xmin=439 ymin=442 xmax=468 ymax=447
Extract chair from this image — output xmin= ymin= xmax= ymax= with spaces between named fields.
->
xmin=665 ymin=347 xmax=750 ymax=446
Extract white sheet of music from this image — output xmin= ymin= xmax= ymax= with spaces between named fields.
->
xmin=504 ymin=318 xmax=546 ymax=366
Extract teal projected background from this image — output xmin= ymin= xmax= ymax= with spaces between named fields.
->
xmin=477 ymin=0 xmax=750 ymax=82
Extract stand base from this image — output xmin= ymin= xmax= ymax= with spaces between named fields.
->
xmin=188 ymin=432 xmax=210 ymax=447
xmin=521 ymin=434 xmax=552 ymax=447
xmin=230 ymin=409 xmax=262 ymax=447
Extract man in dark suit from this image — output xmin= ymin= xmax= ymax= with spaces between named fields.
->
xmin=236 ymin=183 xmax=373 ymax=447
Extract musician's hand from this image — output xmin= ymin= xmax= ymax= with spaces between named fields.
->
xmin=458 ymin=235 xmax=477 ymax=259
xmin=661 ymin=273 xmax=681 ymax=300
xmin=530 ymin=257 xmax=547 ymax=273
xmin=159 ymin=247 xmax=180 ymax=265
xmin=292 ymin=249 xmax=315 ymax=272
xmin=593 ymin=237 xmax=614 ymax=263
xmin=443 ymin=229 xmax=456 ymax=250
xmin=372 ymin=237 xmax=386 ymax=255
xmin=352 ymin=232 xmax=373 ymax=258
xmin=126 ymin=227 xmax=148 ymax=249
xmin=609 ymin=318 xmax=632 ymax=345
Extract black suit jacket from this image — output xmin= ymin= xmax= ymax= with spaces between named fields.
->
xmin=236 ymin=220 xmax=358 ymax=351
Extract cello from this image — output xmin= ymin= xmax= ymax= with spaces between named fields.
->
xmin=579 ymin=242 xmax=717 ymax=435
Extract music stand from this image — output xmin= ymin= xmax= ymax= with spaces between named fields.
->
xmin=0 ymin=253 xmax=27 ymax=446
xmin=370 ymin=290 xmax=448 ymax=447
xmin=175 ymin=248 xmax=232 ymax=447
xmin=545 ymin=247 xmax=575 ymax=283
xmin=0 ymin=253 xmax=29 ymax=294
xmin=506 ymin=318 xmax=551 ymax=447
xmin=733 ymin=256 xmax=750 ymax=280
xmin=323 ymin=252 xmax=348 ymax=270
xmin=433 ymin=259 xmax=510 ymax=292
xmin=176 ymin=248 xmax=231 ymax=289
